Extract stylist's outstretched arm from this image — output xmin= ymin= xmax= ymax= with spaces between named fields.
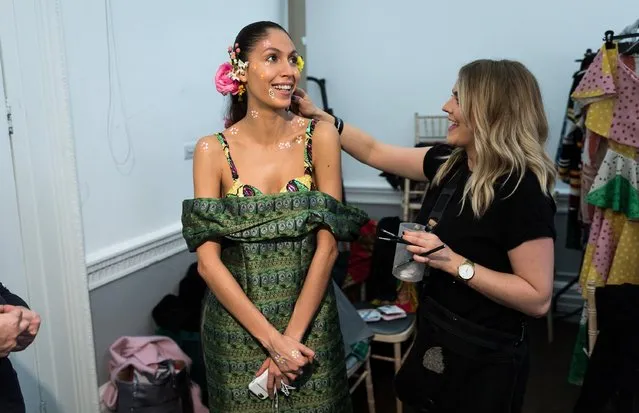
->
xmin=292 ymin=88 xmax=430 ymax=181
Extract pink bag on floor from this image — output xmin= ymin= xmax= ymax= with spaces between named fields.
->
xmin=102 ymin=335 xmax=207 ymax=413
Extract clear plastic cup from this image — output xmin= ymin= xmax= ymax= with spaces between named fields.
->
xmin=392 ymin=222 xmax=427 ymax=283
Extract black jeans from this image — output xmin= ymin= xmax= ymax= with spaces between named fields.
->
xmin=395 ymin=298 xmax=529 ymax=413
xmin=0 ymin=357 xmax=26 ymax=413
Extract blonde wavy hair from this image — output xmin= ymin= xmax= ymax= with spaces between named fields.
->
xmin=433 ymin=59 xmax=556 ymax=218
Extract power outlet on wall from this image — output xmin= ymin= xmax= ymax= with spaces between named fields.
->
xmin=184 ymin=143 xmax=196 ymax=160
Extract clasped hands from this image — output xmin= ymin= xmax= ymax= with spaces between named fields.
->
xmin=0 ymin=304 xmax=41 ymax=358
xmin=257 ymin=331 xmax=315 ymax=399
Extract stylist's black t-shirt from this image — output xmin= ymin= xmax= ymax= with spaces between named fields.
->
xmin=416 ymin=144 xmax=557 ymax=334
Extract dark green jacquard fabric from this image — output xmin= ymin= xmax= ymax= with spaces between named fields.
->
xmin=182 ymin=191 xmax=368 ymax=412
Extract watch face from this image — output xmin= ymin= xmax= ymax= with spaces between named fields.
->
xmin=459 ymin=264 xmax=474 ymax=280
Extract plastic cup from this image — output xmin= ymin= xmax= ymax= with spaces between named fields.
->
xmin=392 ymin=222 xmax=427 ymax=283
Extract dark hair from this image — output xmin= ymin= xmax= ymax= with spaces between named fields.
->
xmin=225 ymin=21 xmax=289 ymax=127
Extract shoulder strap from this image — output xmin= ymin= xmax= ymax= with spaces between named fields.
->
xmin=215 ymin=133 xmax=239 ymax=181
xmin=425 ymin=168 xmax=464 ymax=232
xmin=303 ymin=119 xmax=317 ymax=176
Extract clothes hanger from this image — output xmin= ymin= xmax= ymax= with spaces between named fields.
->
xmin=604 ymin=29 xmax=639 ymax=52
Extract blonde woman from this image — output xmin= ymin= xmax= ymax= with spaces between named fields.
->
xmin=293 ymin=59 xmax=557 ymax=412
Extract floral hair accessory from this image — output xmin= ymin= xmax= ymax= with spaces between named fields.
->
xmin=214 ymin=43 xmax=249 ymax=97
xmin=296 ymin=55 xmax=304 ymax=72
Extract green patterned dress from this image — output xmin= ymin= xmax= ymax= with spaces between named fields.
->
xmin=181 ymin=121 xmax=369 ymax=412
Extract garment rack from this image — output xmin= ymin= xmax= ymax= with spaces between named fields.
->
xmin=604 ymin=30 xmax=639 ymax=52
xmin=604 ymin=30 xmax=639 ymax=42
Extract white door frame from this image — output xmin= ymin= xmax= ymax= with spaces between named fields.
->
xmin=0 ymin=0 xmax=99 ymax=411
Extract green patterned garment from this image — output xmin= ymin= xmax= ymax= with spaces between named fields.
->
xmin=182 ymin=191 xmax=368 ymax=412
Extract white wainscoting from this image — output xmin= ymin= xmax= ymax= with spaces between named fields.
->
xmin=87 ymin=223 xmax=187 ymax=290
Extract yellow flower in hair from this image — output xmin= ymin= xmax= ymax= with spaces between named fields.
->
xmin=296 ymin=55 xmax=304 ymax=72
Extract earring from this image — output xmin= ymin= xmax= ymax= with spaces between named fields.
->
xmin=237 ymin=84 xmax=246 ymax=101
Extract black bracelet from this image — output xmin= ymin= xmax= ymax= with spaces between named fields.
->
xmin=334 ymin=116 xmax=344 ymax=135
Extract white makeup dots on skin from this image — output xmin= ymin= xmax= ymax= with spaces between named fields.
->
xmin=277 ymin=136 xmax=304 ymax=150
xmin=198 ymin=140 xmax=210 ymax=151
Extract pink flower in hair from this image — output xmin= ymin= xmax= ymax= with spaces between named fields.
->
xmin=214 ymin=62 xmax=239 ymax=96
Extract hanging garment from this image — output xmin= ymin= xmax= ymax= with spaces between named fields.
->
xmin=556 ymin=53 xmax=596 ymax=249
xmin=556 ymin=52 xmax=596 ymax=181
xmin=572 ymin=44 xmax=639 ymax=149
xmin=580 ymin=131 xmax=609 ymax=225
xmin=571 ymin=42 xmax=639 ymax=294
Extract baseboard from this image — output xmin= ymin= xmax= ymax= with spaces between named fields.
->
xmin=86 ymin=223 xmax=187 ymax=290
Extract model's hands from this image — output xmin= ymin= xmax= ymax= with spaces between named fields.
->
xmin=256 ymin=357 xmax=293 ymax=399
xmin=265 ymin=331 xmax=314 ymax=377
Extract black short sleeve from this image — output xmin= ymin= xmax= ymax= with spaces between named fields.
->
xmin=423 ymin=144 xmax=454 ymax=181
xmin=0 ymin=283 xmax=28 ymax=308
xmin=500 ymin=172 xmax=557 ymax=251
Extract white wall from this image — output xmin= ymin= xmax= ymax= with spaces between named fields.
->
xmin=60 ymin=0 xmax=283 ymax=263
xmin=306 ymin=1 xmax=638 ymax=190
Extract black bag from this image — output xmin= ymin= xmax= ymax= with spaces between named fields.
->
xmin=114 ymin=360 xmax=195 ymax=413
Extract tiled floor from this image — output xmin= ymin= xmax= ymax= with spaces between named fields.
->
xmin=351 ymin=317 xmax=582 ymax=413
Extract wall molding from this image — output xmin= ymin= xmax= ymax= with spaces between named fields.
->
xmin=345 ymin=185 xmax=402 ymax=205
xmin=87 ymin=186 xmax=571 ymax=293
xmin=85 ymin=186 xmax=397 ymax=291
xmin=346 ymin=184 xmax=570 ymax=213
xmin=87 ymin=223 xmax=187 ymax=290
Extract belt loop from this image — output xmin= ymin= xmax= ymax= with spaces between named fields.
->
xmin=514 ymin=322 xmax=526 ymax=347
